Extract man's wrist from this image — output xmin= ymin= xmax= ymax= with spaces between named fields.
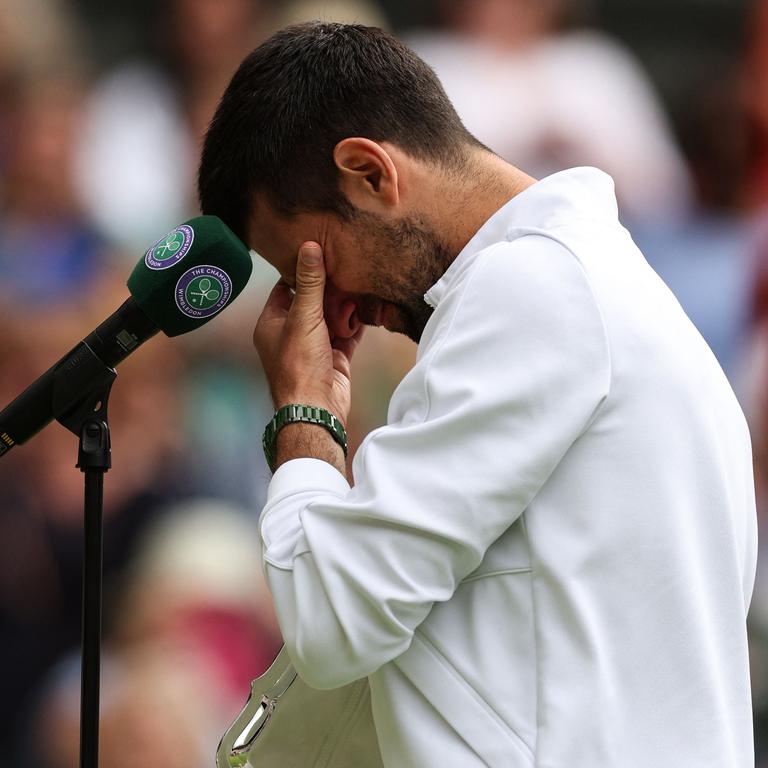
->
xmin=274 ymin=422 xmax=346 ymax=475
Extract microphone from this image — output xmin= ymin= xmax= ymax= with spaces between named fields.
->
xmin=0 ymin=215 xmax=253 ymax=457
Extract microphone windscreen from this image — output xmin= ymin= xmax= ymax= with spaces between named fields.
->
xmin=127 ymin=216 xmax=253 ymax=337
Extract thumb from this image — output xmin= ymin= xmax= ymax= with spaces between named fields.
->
xmin=292 ymin=241 xmax=326 ymax=318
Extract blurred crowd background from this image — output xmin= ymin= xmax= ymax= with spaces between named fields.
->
xmin=0 ymin=0 xmax=765 ymax=764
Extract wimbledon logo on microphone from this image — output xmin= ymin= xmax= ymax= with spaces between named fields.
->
xmin=145 ymin=224 xmax=195 ymax=269
xmin=175 ymin=265 xmax=233 ymax=319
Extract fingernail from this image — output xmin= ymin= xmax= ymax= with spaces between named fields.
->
xmin=301 ymin=246 xmax=322 ymax=266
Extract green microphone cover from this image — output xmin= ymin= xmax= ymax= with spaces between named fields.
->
xmin=127 ymin=216 xmax=253 ymax=337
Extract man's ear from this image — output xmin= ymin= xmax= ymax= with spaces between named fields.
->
xmin=333 ymin=138 xmax=399 ymax=212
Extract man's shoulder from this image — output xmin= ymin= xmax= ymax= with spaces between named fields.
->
xmin=421 ymin=233 xmax=609 ymax=368
xmin=449 ymin=233 xmax=596 ymax=315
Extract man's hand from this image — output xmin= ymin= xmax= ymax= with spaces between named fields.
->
xmin=254 ymin=242 xmax=363 ymax=473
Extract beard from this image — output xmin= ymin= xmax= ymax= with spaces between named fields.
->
xmin=348 ymin=210 xmax=453 ymax=343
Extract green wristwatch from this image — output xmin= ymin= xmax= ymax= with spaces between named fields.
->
xmin=262 ymin=404 xmax=348 ymax=473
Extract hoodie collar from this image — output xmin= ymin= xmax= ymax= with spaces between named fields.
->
xmin=424 ymin=166 xmax=617 ymax=308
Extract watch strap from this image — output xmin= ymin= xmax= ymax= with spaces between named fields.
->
xmin=262 ymin=404 xmax=348 ymax=473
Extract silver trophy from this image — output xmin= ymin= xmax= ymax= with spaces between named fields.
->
xmin=216 ymin=646 xmax=384 ymax=767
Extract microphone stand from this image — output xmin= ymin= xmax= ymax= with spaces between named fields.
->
xmin=53 ymin=348 xmax=117 ymax=768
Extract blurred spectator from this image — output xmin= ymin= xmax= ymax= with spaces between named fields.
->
xmin=744 ymin=221 xmax=768 ymax=489
xmin=0 ymin=2 xmax=110 ymax=308
xmin=26 ymin=500 xmax=281 ymax=768
xmin=630 ymin=217 xmax=753 ymax=380
xmin=75 ymin=0 xmax=272 ymax=253
xmin=745 ymin=0 xmax=768 ymax=210
xmin=32 ymin=648 xmax=217 ymax=768
xmin=744 ymin=222 xmax=768 ymax=761
xmin=0 ymin=0 xmax=86 ymax=181
xmin=734 ymin=0 xmax=768 ymax=572
xmin=407 ymin=0 xmax=692 ymax=222
xmin=0 ymin=44 xmax=276 ymax=757
xmin=0 ymin=0 xmax=84 ymax=78
xmin=74 ymin=0 xmax=282 ymax=510
xmin=679 ymin=2 xmax=768 ymax=760
xmin=113 ymin=500 xmax=281 ymax=703
xmin=0 ymin=287 xmax=188 ymax=762
xmin=0 ymin=75 xmax=111 ymax=307
xmin=679 ymin=69 xmax=749 ymax=212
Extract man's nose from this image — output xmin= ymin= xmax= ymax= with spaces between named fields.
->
xmin=323 ymin=285 xmax=361 ymax=340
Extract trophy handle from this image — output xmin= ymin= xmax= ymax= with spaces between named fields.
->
xmin=216 ymin=647 xmax=298 ymax=768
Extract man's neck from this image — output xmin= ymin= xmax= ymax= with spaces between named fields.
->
xmin=439 ymin=150 xmax=537 ymax=263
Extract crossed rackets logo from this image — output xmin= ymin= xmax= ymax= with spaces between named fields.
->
xmin=145 ymin=224 xmax=194 ymax=270
xmin=187 ymin=276 xmax=222 ymax=309
xmin=152 ymin=232 xmax=184 ymax=261
xmin=175 ymin=264 xmax=231 ymax=318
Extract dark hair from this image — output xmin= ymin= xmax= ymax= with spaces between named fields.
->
xmin=198 ymin=22 xmax=481 ymax=242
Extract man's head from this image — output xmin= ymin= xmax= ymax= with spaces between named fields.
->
xmin=198 ymin=22 xmax=484 ymax=342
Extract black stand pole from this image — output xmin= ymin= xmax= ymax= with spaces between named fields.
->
xmin=77 ymin=417 xmax=111 ymax=768
xmin=54 ymin=354 xmax=116 ymax=768
xmin=0 ymin=340 xmax=122 ymax=767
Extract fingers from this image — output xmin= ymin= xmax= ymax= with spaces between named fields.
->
xmin=254 ymin=279 xmax=292 ymax=352
xmin=291 ymin=241 xmax=326 ymax=322
xmin=331 ymin=325 xmax=365 ymax=366
xmin=332 ymin=347 xmax=352 ymax=380
xmin=258 ymin=278 xmax=292 ymax=319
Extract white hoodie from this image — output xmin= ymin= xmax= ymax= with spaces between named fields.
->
xmin=260 ymin=167 xmax=757 ymax=767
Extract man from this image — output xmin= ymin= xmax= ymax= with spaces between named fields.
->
xmin=198 ymin=22 xmax=757 ymax=767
